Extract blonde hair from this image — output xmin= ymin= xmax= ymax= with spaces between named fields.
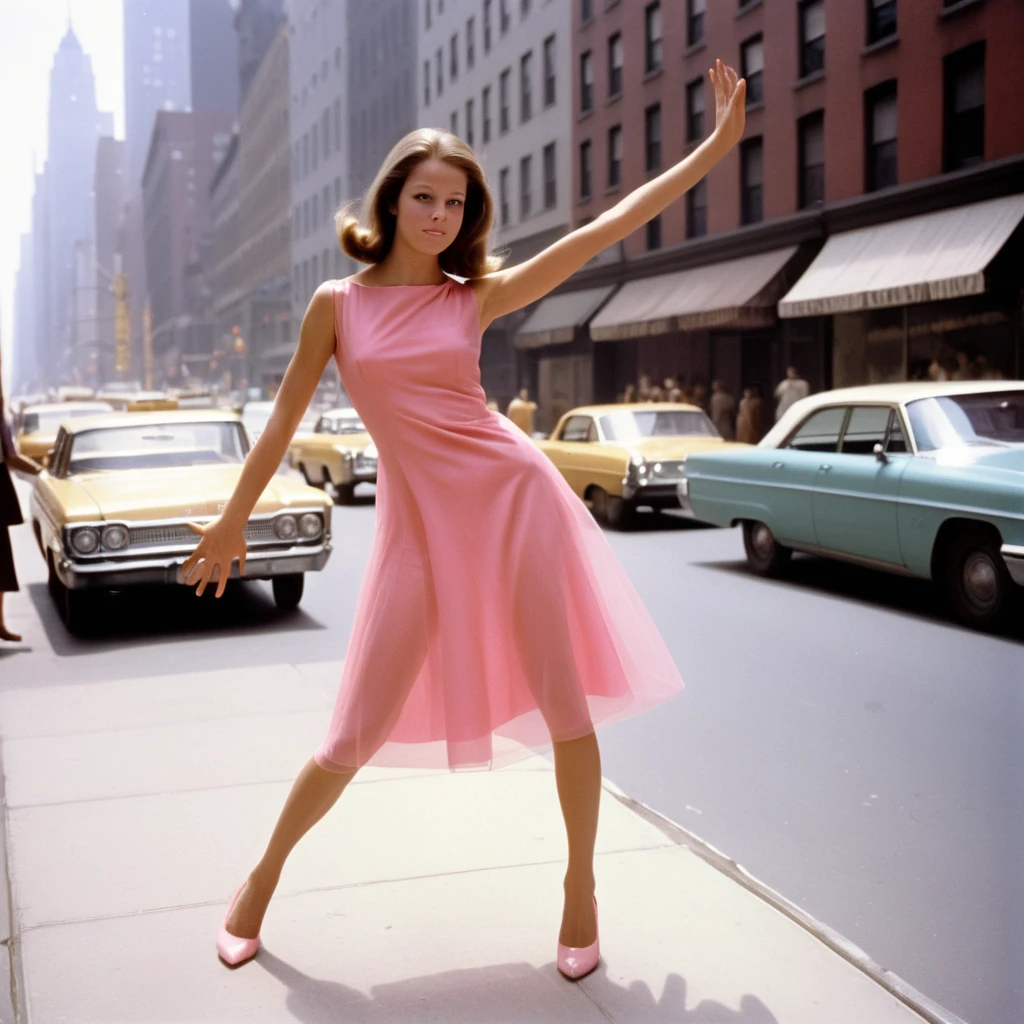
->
xmin=336 ymin=128 xmax=504 ymax=280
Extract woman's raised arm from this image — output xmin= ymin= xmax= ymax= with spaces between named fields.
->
xmin=476 ymin=60 xmax=746 ymax=327
xmin=182 ymin=282 xmax=337 ymax=597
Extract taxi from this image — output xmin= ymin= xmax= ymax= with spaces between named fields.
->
xmin=287 ymin=407 xmax=377 ymax=504
xmin=16 ymin=401 xmax=116 ymax=461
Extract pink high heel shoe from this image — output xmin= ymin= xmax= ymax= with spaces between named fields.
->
xmin=216 ymin=882 xmax=261 ymax=967
xmin=557 ymin=897 xmax=600 ymax=980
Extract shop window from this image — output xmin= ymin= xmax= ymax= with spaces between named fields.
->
xmin=687 ymin=178 xmax=708 ymax=238
xmin=742 ymin=35 xmax=764 ymax=106
xmin=867 ymin=0 xmax=897 ymax=44
xmin=866 ymin=80 xmax=897 ymax=191
xmin=645 ymin=3 xmax=663 ymax=74
xmin=687 ymin=0 xmax=706 ymax=47
xmin=798 ymin=110 xmax=824 ymax=208
xmin=741 ymin=136 xmax=763 ymax=224
xmin=944 ymin=41 xmax=985 ymax=171
xmin=799 ymin=0 xmax=825 ymax=78
xmin=686 ymin=77 xmax=705 ymax=142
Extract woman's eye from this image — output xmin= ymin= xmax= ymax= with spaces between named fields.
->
xmin=448 ymin=199 xmax=463 ymax=207
xmin=415 ymin=193 xmax=431 ymax=201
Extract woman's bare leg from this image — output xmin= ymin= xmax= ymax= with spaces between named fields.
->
xmin=552 ymin=731 xmax=601 ymax=947
xmin=0 ymin=592 xmax=21 ymax=642
xmin=225 ymin=757 xmax=357 ymax=938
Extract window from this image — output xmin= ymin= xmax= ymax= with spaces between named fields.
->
xmin=520 ymin=50 xmax=533 ymax=123
xmin=482 ymin=85 xmax=492 ymax=142
xmin=543 ymin=142 xmax=556 ymax=209
xmin=425 ymin=0 xmax=431 ymax=30
xmin=841 ymin=406 xmax=892 ymax=454
xmin=451 ymin=109 xmax=459 ymax=136
xmin=302 ymin=132 xmax=309 ymax=175
xmin=944 ymin=42 xmax=985 ymax=171
xmin=311 ymin=193 xmax=319 ymax=230
xmin=740 ymin=136 xmax=763 ymax=224
xmin=580 ymin=50 xmax=594 ymax=113
xmin=466 ymin=97 xmax=475 ymax=146
xmin=645 ymin=3 xmax=663 ymax=74
xmin=302 ymin=198 xmax=309 ymax=237
xmin=450 ymin=34 xmax=458 ymax=81
xmin=311 ymin=253 xmax=319 ymax=285
xmin=868 ymin=0 xmax=897 ymax=44
xmin=484 ymin=0 xmax=492 ymax=52
xmin=742 ymin=35 xmax=764 ymax=106
xmin=500 ymin=0 xmax=510 ymax=35
xmin=798 ymin=110 xmax=825 ymax=207
xmin=560 ymin=415 xmax=593 ymax=442
xmin=866 ymin=80 xmax=897 ymax=191
xmin=687 ymin=0 xmax=706 ymax=47
xmin=322 ymin=186 xmax=330 ymax=226
xmin=311 ymin=124 xmax=319 ymax=168
xmin=580 ymin=139 xmax=593 ymax=199
xmin=608 ymin=33 xmax=623 ymax=97
xmin=499 ymin=166 xmax=510 ymax=225
xmin=499 ymin=67 xmax=511 ymax=132
xmin=787 ymin=406 xmax=845 ymax=452
xmin=608 ymin=124 xmax=622 ymax=188
xmin=521 ymin=0 xmax=530 ymax=16
xmin=520 ymin=154 xmax=532 ymax=219
xmin=436 ymin=48 xmax=443 ymax=97
xmin=581 ymin=0 xmax=593 ymax=22
xmin=687 ymin=178 xmax=707 ymax=238
xmin=333 ymin=100 xmax=341 ymax=156
xmin=686 ymin=78 xmax=705 ymax=142
xmin=800 ymin=1 xmax=825 ymax=78
xmin=543 ymin=35 xmax=556 ymax=106
xmin=646 ymin=215 xmax=662 ymax=251
xmin=467 ymin=16 xmax=475 ymax=69
xmin=321 ymin=108 xmax=330 ymax=158
xmin=423 ymin=61 xmax=431 ymax=106
xmin=645 ymin=103 xmax=662 ymax=172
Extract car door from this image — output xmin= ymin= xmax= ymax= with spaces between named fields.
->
xmin=554 ymin=415 xmax=596 ymax=496
xmin=811 ymin=405 xmax=909 ymax=565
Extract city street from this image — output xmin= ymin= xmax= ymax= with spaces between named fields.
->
xmin=2 ymin=477 xmax=1020 ymax=1024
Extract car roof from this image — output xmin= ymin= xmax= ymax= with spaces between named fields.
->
xmin=58 ymin=410 xmax=242 ymax=434
xmin=321 ymin=407 xmax=361 ymax=417
xmin=560 ymin=402 xmax=703 ymax=417
xmin=22 ymin=401 xmax=114 ymax=416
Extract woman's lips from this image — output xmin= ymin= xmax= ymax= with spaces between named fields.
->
xmin=424 ymin=229 xmax=445 ymax=236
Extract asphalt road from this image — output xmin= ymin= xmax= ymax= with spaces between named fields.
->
xmin=3 ymin=479 xmax=1021 ymax=1024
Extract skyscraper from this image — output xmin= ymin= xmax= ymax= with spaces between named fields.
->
xmin=235 ymin=0 xmax=286 ymax=103
xmin=190 ymin=0 xmax=241 ymax=117
xmin=94 ymin=138 xmax=126 ymax=384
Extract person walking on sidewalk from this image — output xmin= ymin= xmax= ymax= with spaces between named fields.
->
xmin=506 ymin=387 xmax=538 ymax=435
xmin=183 ymin=61 xmax=746 ymax=980
xmin=773 ymin=366 xmax=810 ymax=422
xmin=0 ymin=352 xmax=43 ymax=642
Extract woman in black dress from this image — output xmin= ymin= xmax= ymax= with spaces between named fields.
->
xmin=1 ymin=352 xmax=42 ymax=642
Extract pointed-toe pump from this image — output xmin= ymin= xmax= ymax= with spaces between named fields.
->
xmin=557 ymin=897 xmax=600 ymax=980
xmin=216 ymin=883 xmax=261 ymax=967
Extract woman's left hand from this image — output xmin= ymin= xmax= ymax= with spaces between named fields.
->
xmin=710 ymin=59 xmax=746 ymax=151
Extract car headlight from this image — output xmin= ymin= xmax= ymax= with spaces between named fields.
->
xmin=627 ymin=454 xmax=647 ymax=482
xmin=70 ymin=526 xmax=101 ymax=555
xmin=298 ymin=512 xmax=322 ymax=539
xmin=102 ymin=524 xmax=130 ymax=551
xmin=273 ymin=514 xmax=298 ymax=540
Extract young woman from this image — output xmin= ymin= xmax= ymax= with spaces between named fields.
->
xmin=185 ymin=61 xmax=745 ymax=978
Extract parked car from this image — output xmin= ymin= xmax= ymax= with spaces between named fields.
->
xmin=536 ymin=402 xmax=746 ymax=528
xmin=288 ymin=407 xmax=377 ymax=504
xmin=30 ymin=410 xmax=333 ymax=633
xmin=678 ymin=382 xmax=1024 ymax=629
xmin=16 ymin=401 xmax=116 ymax=461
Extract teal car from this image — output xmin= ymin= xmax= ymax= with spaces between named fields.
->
xmin=677 ymin=382 xmax=1024 ymax=630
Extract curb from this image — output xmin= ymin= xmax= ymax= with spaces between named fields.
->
xmin=600 ymin=776 xmax=969 ymax=1024
xmin=0 ymin=740 xmax=22 ymax=1024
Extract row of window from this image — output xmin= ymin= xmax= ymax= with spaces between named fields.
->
xmin=579 ymin=1 xmax=662 ymax=113
xmin=292 ymin=100 xmax=343 ymax=183
xmin=426 ymin=0 xmax=529 ymax=39
xmin=294 ymin=45 xmax=343 ymax=110
xmin=494 ymin=141 xmax=559 ymax=228
xmin=293 ymin=177 xmax=343 ymax=243
xmin=294 ymin=248 xmax=345 ymax=306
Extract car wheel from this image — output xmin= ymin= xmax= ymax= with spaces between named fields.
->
xmin=742 ymin=520 xmax=792 ymax=577
xmin=46 ymin=551 xmax=63 ymax=605
xmin=334 ymin=482 xmax=356 ymax=505
xmin=944 ymin=529 xmax=1010 ymax=630
xmin=272 ymin=573 xmax=305 ymax=611
xmin=605 ymin=495 xmax=634 ymax=530
xmin=300 ymin=463 xmax=325 ymax=489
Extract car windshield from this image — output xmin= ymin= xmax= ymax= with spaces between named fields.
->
xmin=66 ymin=422 xmax=247 ymax=473
xmin=599 ymin=409 xmax=719 ymax=441
xmin=22 ymin=407 xmax=110 ymax=434
xmin=906 ymin=391 xmax=1024 ymax=451
xmin=319 ymin=416 xmax=366 ymax=434
xmin=242 ymin=406 xmax=273 ymax=433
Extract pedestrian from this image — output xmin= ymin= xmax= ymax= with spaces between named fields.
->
xmin=709 ymin=379 xmax=736 ymax=440
xmin=736 ymin=385 xmax=764 ymax=444
xmin=1 ymin=351 xmax=43 ymax=642
xmin=621 ymin=382 xmax=636 ymax=404
xmin=690 ymin=380 xmax=707 ymax=410
xmin=506 ymin=387 xmax=538 ymax=435
xmin=183 ymin=60 xmax=746 ymax=979
xmin=773 ymin=366 xmax=810 ymax=422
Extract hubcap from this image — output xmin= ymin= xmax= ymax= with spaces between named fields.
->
xmin=753 ymin=523 xmax=774 ymax=559
xmin=963 ymin=553 xmax=998 ymax=608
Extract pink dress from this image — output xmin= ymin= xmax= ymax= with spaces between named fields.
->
xmin=313 ymin=276 xmax=683 ymax=772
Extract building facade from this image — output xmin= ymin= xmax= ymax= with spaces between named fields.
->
xmin=418 ymin=0 xmax=574 ymax=409
xmin=12 ymin=234 xmax=34 ymax=394
xmin=94 ymin=137 xmax=126 ymax=385
xmin=190 ymin=0 xmax=241 ymax=118
xmin=209 ymin=133 xmax=245 ymax=388
xmin=236 ymin=0 xmax=287 ymax=102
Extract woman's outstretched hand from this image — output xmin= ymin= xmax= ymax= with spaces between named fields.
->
xmin=710 ymin=59 xmax=746 ymax=151
xmin=182 ymin=520 xmax=247 ymax=599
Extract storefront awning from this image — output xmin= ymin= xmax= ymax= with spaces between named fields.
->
xmin=514 ymin=285 xmax=618 ymax=349
xmin=589 ymin=246 xmax=798 ymax=341
xmin=778 ymin=193 xmax=1024 ymax=318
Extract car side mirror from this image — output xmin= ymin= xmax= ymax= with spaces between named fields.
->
xmin=873 ymin=443 xmax=888 ymax=464
xmin=42 ymin=448 xmax=55 ymax=469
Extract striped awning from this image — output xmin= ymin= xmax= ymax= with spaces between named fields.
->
xmin=514 ymin=285 xmax=618 ymax=349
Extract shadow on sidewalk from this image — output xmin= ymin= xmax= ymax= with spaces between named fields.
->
xmin=258 ymin=949 xmax=778 ymax=1024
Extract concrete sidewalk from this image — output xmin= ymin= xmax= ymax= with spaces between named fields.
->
xmin=0 ymin=660 xmax=949 ymax=1024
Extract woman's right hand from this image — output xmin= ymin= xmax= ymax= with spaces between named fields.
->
xmin=181 ymin=520 xmax=247 ymax=599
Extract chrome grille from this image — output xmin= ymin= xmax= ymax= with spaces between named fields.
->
xmin=647 ymin=459 xmax=686 ymax=481
xmin=129 ymin=518 xmax=279 ymax=548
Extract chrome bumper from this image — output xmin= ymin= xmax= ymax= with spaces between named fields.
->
xmin=1001 ymin=544 xmax=1024 ymax=586
xmin=621 ymin=479 xmax=681 ymax=507
xmin=56 ymin=542 xmax=332 ymax=590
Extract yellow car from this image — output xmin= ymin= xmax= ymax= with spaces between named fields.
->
xmin=30 ymin=410 xmax=333 ymax=633
xmin=288 ymin=407 xmax=377 ymax=504
xmin=536 ymin=402 xmax=746 ymax=528
xmin=16 ymin=401 xmax=116 ymax=462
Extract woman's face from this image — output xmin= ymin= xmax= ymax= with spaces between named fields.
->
xmin=391 ymin=157 xmax=468 ymax=257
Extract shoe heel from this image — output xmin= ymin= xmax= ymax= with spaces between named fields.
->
xmin=217 ymin=882 xmax=261 ymax=967
xmin=557 ymin=896 xmax=600 ymax=980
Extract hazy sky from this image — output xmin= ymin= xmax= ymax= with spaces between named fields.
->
xmin=0 ymin=0 xmax=125 ymax=391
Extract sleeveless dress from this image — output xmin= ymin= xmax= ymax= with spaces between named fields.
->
xmin=313 ymin=276 xmax=683 ymax=772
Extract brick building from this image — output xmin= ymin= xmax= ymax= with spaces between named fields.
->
xmin=514 ymin=0 xmax=1024 ymax=431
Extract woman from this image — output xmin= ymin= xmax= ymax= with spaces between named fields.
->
xmin=1 ymin=355 xmax=42 ymax=642
xmin=185 ymin=61 xmax=745 ymax=978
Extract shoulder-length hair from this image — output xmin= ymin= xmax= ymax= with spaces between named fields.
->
xmin=336 ymin=128 xmax=504 ymax=280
